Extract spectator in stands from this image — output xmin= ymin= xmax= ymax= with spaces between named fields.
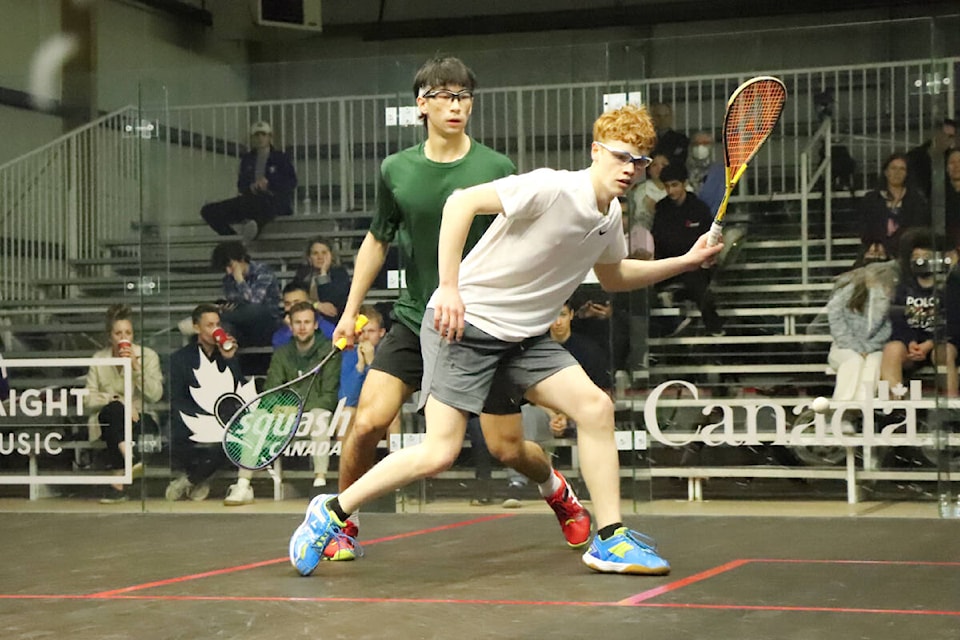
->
xmin=906 ymin=118 xmax=957 ymax=198
xmin=879 ymin=228 xmax=946 ymax=397
xmin=166 ymin=304 xmax=241 ymax=502
xmin=851 ymin=239 xmax=890 ymax=269
xmin=859 ymin=153 xmax=930 ymax=257
xmin=224 ymin=301 xmax=341 ymax=505
xmin=650 ymin=102 xmax=689 ymax=168
xmin=569 ymin=283 xmax=631 ymax=375
xmin=652 ymin=162 xmax=724 ymax=336
xmin=945 ymin=148 xmax=960 ymax=248
xmin=272 ymin=282 xmax=313 ymax=347
xmin=291 ymin=236 xmax=350 ymax=332
xmin=640 ymin=152 xmax=670 ymax=219
xmin=84 ymin=304 xmax=163 ymax=503
xmin=686 ymin=130 xmax=725 ymax=215
xmin=826 ymin=260 xmax=895 ymax=419
xmin=556 ymin=299 xmax=614 ymax=393
xmin=338 ymin=304 xmax=387 ymax=417
xmin=211 ymin=240 xmax=282 ymax=347
xmin=625 ymin=152 xmax=668 ymax=260
xmin=200 ymin=120 xmax=297 ymax=241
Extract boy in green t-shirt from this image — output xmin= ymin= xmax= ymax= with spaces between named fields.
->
xmin=322 ymin=56 xmax=590 ymax=564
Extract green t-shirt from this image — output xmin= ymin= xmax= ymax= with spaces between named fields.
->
xmin=370 ymin=139 xmax=516 ymax=334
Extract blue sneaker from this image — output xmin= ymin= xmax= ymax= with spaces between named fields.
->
xmin=581 ymin=527 xmax=671 ymax=575
xmin=289 ymin=522 xmax=324 ymax=576
xmin=289 ymin=494 xmax=347 ymax=576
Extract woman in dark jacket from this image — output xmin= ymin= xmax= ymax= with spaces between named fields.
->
xmin=859 ymin=153 xmax=930 ymax=257
xmin=291 ymin=236 xmax=350 ymax=329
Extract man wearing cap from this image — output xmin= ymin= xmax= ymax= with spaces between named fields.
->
xmin=200 ymin=121 xmax=298 ymax=241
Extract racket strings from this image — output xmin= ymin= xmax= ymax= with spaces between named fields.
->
xmin=724 ymin=79 xmax=786 ymax=170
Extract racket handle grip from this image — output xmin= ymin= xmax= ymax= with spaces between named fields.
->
xmin=706 ymin=221 xmax=723 ymax=247
xmin=333 ymin=314 xmax=369 ymax=350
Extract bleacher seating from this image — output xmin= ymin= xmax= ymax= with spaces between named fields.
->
xmin=7 ymin=55 xmax=955 ymax=501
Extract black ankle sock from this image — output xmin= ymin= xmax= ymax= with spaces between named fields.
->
xmin=598 ymin=523 xmax=623 ymax=540
xmin=327 ymin=497 xmax=350 ymax=523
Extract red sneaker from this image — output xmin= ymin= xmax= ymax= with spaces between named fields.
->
xmin=544 ymin=470 xmax=592 ymax=548
xmin=322 ymin=519 xmax=359 ymax=561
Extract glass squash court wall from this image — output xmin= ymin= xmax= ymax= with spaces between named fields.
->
xmin=135 ymin=42 xmax=653 ymax=513
xmin=2 ymin=16 xmax=957 ymax=518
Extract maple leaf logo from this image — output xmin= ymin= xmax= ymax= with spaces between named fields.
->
xmin=180 ymin=355 xmax=258 ymax=443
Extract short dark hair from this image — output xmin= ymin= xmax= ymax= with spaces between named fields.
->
xmin=897 ymin=227 xmax=934 ymax=274
xmin=282 ymin=281 xmax=308 ymax=296
xmin=412 ymin=55 xmax=477 ymax=99
xmin=191 ymin=302 xmax=220 ymax=325
xmin=211 ymin=241 xmax=250 ymax=270
xmin=659 ymin=163 xmax=688 ymax=184
xmin=413 ymin=56 xmax=477 ymax=128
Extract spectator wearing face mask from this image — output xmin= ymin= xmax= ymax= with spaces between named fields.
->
xmin=686 ymin=130 xmax=726 ymax=215
xmin=879 ymin=228 xmax=947 ymax=397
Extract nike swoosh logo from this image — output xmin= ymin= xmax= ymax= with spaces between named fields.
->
xmin=598 ymin=229 xmax=608 ymax=235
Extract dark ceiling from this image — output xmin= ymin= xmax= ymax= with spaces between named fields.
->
xmin=152 ymin=0 xmax=945 ymax=41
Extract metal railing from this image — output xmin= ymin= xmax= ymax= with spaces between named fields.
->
xmin=1 ymin=57 xmax=956 ymax=303
xmin=799 ymin=117 xmax=834 ymax=284
xmin=0 ymin=107 xmax=141 ymax=302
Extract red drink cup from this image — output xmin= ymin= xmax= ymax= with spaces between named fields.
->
xmin=212 ymin=327 xmax=237 ymax=351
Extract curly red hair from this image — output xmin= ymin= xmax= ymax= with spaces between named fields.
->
xmin=592 ymin=104 xmax=656 ymax=153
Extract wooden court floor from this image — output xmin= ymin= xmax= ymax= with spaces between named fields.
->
xmin=1 ymin=510 xmax=958 ymax=639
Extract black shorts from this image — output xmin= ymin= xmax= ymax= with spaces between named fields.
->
xmin=370 ymin=319 xmax=519 ymax=415
xmin=368 ymin=321 xmax=424 ymax=390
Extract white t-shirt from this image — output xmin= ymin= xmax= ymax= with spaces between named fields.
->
xmin=429 ymin=168 xmax=627 ymax=341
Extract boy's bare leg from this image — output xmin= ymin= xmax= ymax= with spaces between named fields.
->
xmin=479 ymin=412 xmax=552 ymax=484
xmin=339 ymin=395 xmax=468 ymax=513
xmin=526 ymin=366 xmax=620 ymax=527
xmin=338 ymin=369 xmax=412 ymax=491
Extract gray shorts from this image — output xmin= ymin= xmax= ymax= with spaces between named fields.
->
xmin=419 ymin=309 xmax=579 ymax=415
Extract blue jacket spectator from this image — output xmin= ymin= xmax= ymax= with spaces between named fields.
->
xmin=201 ymin=120 xmax=297 ymax=240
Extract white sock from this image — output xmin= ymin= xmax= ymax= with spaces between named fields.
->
xmin=538 ymin=470 xmax=562 ymax=498
xmin=236 ymin=477 xmax=251 ymax=489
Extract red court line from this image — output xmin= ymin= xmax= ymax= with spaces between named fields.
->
xmin=4 ymin=593 xmax=958 ymax=616
xmin=618 ymin=559 xmax=749 ymax=605
xmin=636 ymin=602 xmax=960 ymax=617
xmin=89 ymin=513 xmax=516 ymax=597
xmin=3 ymin=593 xmax=608 ymax=607
xmin=749 ymin=558 xmax=960 ymax=567
xmin=619 ymin=556 xmax=960 ymax=615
